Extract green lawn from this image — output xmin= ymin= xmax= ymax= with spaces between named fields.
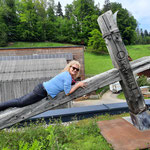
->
xmin=126 ymin=44 xmax=150 ymax=59
xmin=84 ymin=44 xmax=150 ymax=76
xmin=117 ymin=92 xmax=125 ymax=99
xmin=84 ymin=52 xmax=113 ymax=76
xmin=117 ymin=91 xmax=150 ymax=99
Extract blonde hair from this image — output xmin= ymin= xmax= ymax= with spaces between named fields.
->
xmin=62 ymin=60 xmax=81 ymax=79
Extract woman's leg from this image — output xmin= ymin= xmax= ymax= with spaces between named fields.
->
xmin=0 ymin=83 xmax=47 ymax=111
xmin=0 ymin=92 xmax=43 ymax=110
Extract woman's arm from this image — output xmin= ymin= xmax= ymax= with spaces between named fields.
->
xmin=67 ymin=81 xmax=87 ymax=95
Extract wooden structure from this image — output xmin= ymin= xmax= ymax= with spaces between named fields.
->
xmin=0 ymin=56 xmax=150 ymax=129
xmin=0 ymin=58 xmax=66 ymax=102
xmin=0 ymin=46 xmax=85 ymax=79
xmin=128 ymin=56 xmax=150 ymax=77
xmin=97 ymin=10 xmax=150 ymax=130
xmin=0 ymin=53 xmax=73 ymax=61
xmin=0 ymin=12 xmax=150 ymax=130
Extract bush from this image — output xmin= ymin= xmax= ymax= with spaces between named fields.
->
xmin=137 ymin=75 xmax=150 ymax=87
xmin=0 ymin=23 xmax=7 ymax=46
xmin=0 ymin=117 xmax=115 ymax=150
xmin=88 ymin=29 xmax=107 ymax=53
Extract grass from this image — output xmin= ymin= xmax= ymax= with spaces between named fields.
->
xmin=84 ymin=52 xmax=113 ymax=75
xmin=0 ymin=113 xmax=129 ymax=150
xmin=117 ymin=91 xmax=150 ymax=99
xmin=126 ymin=44 xmax=150 ymax=59
xmin=0 ymin=41 xmax=73 ymax=48
xmin=84 ymin=44 xmax=150 ymax=76
xmin=117 ymin=92 xmax=125 ymax=99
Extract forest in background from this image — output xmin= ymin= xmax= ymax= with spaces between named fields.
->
xmin=0 ymin=0 xmax=150 ymax=49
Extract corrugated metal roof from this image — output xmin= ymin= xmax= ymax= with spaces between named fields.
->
xmin=0 ymin=58 xmax=67 ymax=101
xmin=0 ymin=58 xmax=67 ymax=81
xmin=0 ymin=53 xmax=73 ymax=61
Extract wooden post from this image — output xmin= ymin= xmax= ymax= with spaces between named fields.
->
xmin=97 ymin=10 xmax=150 ymax=130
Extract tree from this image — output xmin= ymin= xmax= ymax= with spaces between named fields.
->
xmin=0 ymin=0 xmax=8 ymax=46
xmin=47 ymin=0 xmax=56 ymax=21
xmin=16 ymin=0 xmax=48 ymax=41
xmin=70 ymin=0 xmax=100 ymax=44
xmin=32 ymin=0 xmax=48 ymax=41
xmin=81 ymin=14 xmax=99 ymax=44
xmin=144 ymin=29 xmax=149 ymax=37
xmin=0 ymin=23 xmax=7 ymax=46
xmin=145 ymin=36 xmax=150 ymax=44
xmin=73 ymin=0 xmax=97 ymax=21
xmin=135 ymin=28 xmax=143 ymax=44
xmin=110 ymin=2 xmax=137 ymax=45
xmin=140 ymin=29 xmax=144 ymax=38
xmin=135 ymin=28 xmax=150 ymax=44
xmin=123 ymin=26 xmax=137 ymax=44
xmin=0 ymin=0 xmax=145 ymax=46
xmin=55 ymin=17 xmax=75 ymax=43
xmin=2 ymin=0 xmax=19 ymax=41
xmin=65 ymin=4 xmax=73 ymax=19
xmin=103 ymin=0 xmax=111 ymax=12
xmin=16 ymin=0 xmax=37 ymax=41
xmin=45 ymin=0 xmax=57 ymax=41
xmin=88 ymin=29 xmax=107 ymax=53
xmin=56 ymin=2 xmax=63 ymax=17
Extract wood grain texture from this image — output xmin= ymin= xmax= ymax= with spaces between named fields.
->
xmin=97 ymin=10 xmax=148 ymax=114
xmin=0 ymin=56 xmax=150 ymax=129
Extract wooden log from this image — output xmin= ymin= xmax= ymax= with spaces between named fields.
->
xmin=97 ymin=10 xmax=150 ymax=130
xmin=0 ymin=56 xmax=150 ymax=129
xmin=97 ymin=10 xmax=147 ymax=114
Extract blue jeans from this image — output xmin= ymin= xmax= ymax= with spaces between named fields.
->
xmin=0 ymin=83 xmax=47 ymax=111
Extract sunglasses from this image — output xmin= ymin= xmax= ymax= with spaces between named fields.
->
xmin=71 ymin=66 xmax=80 ymax=72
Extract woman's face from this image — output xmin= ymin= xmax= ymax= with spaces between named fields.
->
xmin=69 ymin=64 xmax=80 ymax=77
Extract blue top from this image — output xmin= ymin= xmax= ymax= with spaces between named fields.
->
xmin=43 ymin=71 xmax=72 ymax=98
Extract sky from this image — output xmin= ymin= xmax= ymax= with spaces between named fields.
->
xmin=54 ymin=0 xmax=150 ymax=32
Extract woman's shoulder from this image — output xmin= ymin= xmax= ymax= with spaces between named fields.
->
xmin=56 ymin=71 xmax=69 ymax=76
xmin=61 ymin=71 xmax=71 ymax=77
xmin=57 ymin=71 xmax=71 ymax=80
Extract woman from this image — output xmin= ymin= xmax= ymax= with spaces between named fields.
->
xmin=0 ymin=60 xmax=86 ymax=111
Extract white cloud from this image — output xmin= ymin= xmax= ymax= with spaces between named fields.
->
xmin=111 ymin=0 xmax=150 ymax=19
xmin=110 ymin=0 xmax=150 ymax=31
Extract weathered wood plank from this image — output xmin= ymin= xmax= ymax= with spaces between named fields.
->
xmin=0 ymin=56 xmax=150 ymax=129
xmin=97 ymin=10 xmax=147 ymax=114
xmin=98 ymin=10 xmax=150 ymax=130
xmin=0 ymin=58 xmax=67 ymax=102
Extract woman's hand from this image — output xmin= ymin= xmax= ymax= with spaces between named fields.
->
xmin=77 ymin=81 xmax=87 ymax=88
xmin=67 ymin=81 xmax=87 ymax=95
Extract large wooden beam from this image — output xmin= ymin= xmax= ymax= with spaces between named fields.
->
xmin=97 ymin=10 xmax=150 ymax=130
xmin=0 ymin=56 xmax=150 ymax=129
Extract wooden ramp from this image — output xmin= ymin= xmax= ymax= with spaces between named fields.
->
xmin=0 ymin=56 xmax=150 ymax=129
